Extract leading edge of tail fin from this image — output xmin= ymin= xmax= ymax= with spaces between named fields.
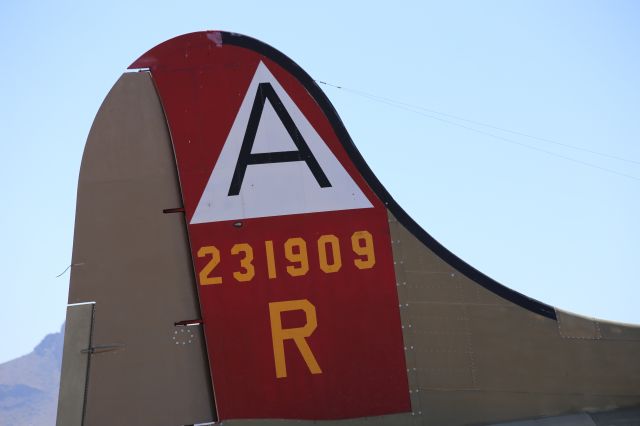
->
xmin=58 ymin=31 xmax=640 ymax=426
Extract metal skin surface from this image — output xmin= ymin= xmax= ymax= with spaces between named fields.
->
xmin=58 ymin=72 xmax=214 ymax=425
xmin=58 ymin=32 xmax=640 ymax=425
xmin=388 ymin=212 xmax=640 ymax=425
xmin=56 ymin=303 xmax=94 ymax=426
xmin=130 ymin=35 xmax=409 ymax=421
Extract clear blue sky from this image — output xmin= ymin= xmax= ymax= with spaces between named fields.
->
xmin=1 ymin=1 xmax=638 ymax=363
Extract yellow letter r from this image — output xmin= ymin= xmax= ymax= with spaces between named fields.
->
xmin=268 ymin=299 xmax=322 ymax=379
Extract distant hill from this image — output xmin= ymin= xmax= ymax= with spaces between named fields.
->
xmin=0 ymin=325 xmax=63 ymax=426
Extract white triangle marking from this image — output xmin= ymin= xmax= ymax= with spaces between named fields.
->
xmin=190 ymin=61 xmax=373 ymax=224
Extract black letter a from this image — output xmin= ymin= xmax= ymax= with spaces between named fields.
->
xmin=228 ymin=83 xmax=332 ymax=196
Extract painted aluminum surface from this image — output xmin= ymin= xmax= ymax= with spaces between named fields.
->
xmin=59 ymin=72 xmax=215 ymax=426
xmin=131 ymin=32 xmax=410 ymax=420
xmin=58 ymin=31 xmax=640 ymax=426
